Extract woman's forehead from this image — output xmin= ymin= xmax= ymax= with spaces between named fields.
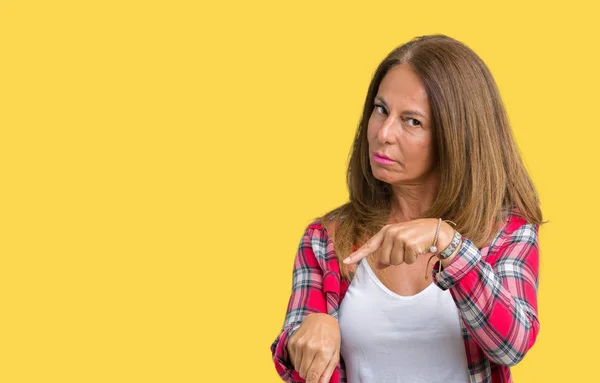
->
xmin=377 ymin=65 xmax=430 ymax=116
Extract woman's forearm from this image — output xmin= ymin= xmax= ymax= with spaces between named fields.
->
xmin=433 ymin=224 xmax=540 ymax=366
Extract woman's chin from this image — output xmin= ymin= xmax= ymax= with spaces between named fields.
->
xmin=372 ymin=169 xmax=400 ymax=184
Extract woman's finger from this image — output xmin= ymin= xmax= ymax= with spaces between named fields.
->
xmin=403 ymin=240 xmax=420 ymax=265
xmin=377 ymin=231 xmax=395 ymax=268
xmin=291 ymin=343 xmax=303 ymax=374
xmin=343 ymin=225 xmax=391 ymax=265
xmin=318 ymin=350 xmax=339 ymax=383
xmin=305 ymin=351 xmax=330 ymax=383
xmin=298 ymin=350 xmax=316 ymax=380
xmin=390 ymin=234 xmax=405 ymax=265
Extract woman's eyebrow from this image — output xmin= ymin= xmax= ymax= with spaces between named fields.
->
xmin=375 ymin=95 xmax=426 ymax=119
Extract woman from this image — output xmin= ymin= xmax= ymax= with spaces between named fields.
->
xmin=270 ymin=34 xmax=543 ymax=383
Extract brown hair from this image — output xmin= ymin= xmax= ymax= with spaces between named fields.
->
xmin=317 ymin=34 xmax=544 ymax=280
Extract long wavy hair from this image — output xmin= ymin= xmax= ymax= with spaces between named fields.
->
xmin=317 ymin=34 xmax=544 ymax=281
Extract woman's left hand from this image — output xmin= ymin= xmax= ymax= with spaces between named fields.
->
xmin=343 ymin=218 xmax=453 ymax=268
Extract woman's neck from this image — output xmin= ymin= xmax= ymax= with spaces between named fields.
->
xmin=389 ymin=175 xmax=439 ymax=222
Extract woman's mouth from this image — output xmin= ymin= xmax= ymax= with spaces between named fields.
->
xmin=373 ymin=153 xmax=396 ymax=164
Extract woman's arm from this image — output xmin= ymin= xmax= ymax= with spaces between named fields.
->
xmin=271 ymin=223 xmax=332 ymax=383
xmin=432 ymin=220 xmax=540 ymax=366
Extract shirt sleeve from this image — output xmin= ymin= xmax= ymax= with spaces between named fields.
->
xmin=432 ymin=222 xmax=540 ymax=366
xmin=270 ymin=224 xmax=330 ymax=383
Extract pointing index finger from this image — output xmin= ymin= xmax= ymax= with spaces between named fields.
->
xmin=343 ymin=225 xmax=389 ymax=265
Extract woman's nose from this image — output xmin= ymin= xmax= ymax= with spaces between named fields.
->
xmin=377 ymin=115 xmax=396 ymax=144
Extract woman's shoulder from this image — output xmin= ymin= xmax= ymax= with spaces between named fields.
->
xmin=305 ymin=204 xmax=351 ymax=236
xmin=306 ymin=219 xmax=325 ymax=231
xmin=302 ymin=219 xmax=337 ymax=253
xmin=490 ymin=206 xmax=539 ymax=251
xmin=503 ymin=206 xmax=538 ymax=235
xmin=300 ymin=217 xmax=347 ymax=267
xmin=305 ymin=215 xmax=341 ymax=237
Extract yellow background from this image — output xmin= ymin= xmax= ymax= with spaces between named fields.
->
xmin=1 ymin=0 xmax=597 ymax=381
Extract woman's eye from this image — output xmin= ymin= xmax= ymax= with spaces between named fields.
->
xmin=405 ymin=118 xmax=421 ymax=127
xmin=374 ymin=104 xmax=421 ymax=127
xmin=374 ymin=104 xmax=387 ymax=115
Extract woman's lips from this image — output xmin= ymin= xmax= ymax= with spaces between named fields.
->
xmin=373 ymin=153 xmax=395 ymax=164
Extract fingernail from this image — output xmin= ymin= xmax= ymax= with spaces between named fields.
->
xmin=343 ymin=257 xmax=352 ymax=264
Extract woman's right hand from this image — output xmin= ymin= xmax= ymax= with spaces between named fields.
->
xmin=286 ymin=313 xmax=341 ymax=383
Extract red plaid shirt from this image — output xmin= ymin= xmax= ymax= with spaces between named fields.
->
xmin=271 ymin=210 xmax=540 ymax=383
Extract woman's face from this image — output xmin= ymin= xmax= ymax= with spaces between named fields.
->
xmin=367 ymin=63 xmax=436 ymax=186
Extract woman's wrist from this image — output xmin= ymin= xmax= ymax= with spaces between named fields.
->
xmin=439 ymin=239 xmax=462 ymax=267
xmin=435 ymin=221 xmax=461 ymax=267
xmin=435 ymin=221 xmax=454 ymax=251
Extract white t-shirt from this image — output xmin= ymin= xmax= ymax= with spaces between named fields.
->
xmin=338 ymin=258 xmax=469 ymax=383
